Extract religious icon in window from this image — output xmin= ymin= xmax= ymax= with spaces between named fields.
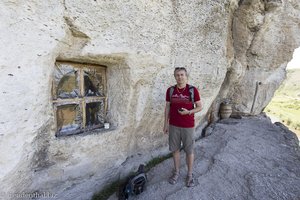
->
xmin=53 ymin=62 xmax=107 ymax=136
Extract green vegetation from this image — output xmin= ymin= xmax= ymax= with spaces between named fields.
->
xmin=144 ymin=153 xmax=172 ymax=172
xmin=265 ymin=69 xmax=300 ymax=138
xmin=92 ymin=179 xmax=122 ymax=200
xmin=92 ymin=153 xmax=172 ymax=200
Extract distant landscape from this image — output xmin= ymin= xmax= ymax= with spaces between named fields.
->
xmin=265 ymin=69 xmax=300 ymax=139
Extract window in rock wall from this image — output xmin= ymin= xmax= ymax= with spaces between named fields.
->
xmin=52 ymin=62 xmax=107 ymax=136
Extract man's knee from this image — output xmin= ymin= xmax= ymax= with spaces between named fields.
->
xmin=184 ymin=148 xmax=194 ymax=156
xmin=172 ymin=149 xmax=180 ymax=155
xmin=183 ymin=142 xmax=194 ymax=155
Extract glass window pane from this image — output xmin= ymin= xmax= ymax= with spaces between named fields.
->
xmin=86 ymin=101 xmax=105 ymax=127
xmin=84 ymin=68 xmax=105 ymax=97
xmin=54 ymin=63 xmax=79 ymax=99
xmin=56 ymin=104 xmax=82 ymax=135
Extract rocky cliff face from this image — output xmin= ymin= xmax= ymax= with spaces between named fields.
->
xmin=0 ymin=0 xmax=299 ymax=199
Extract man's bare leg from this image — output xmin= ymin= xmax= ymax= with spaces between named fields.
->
xmin=186 ymin=153 xmax=195 ymax=187
xmin=186 ymin=153 xmax=194 ymax=175
xmin=169 ymin=150 xmax=180 ymax=184
xmin=173 ymin=150 xmax=181 ymax=172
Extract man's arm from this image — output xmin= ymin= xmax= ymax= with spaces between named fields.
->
xmin=179 ymin=100 xmax=202 ymax=115
xmin=189 ymin=100 xmax=202 ymax=114
xmin=163 ymin=102 xmax=170 ymax=134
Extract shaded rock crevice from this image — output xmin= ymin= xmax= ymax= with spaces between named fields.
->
xmin=31 ymin=120 xmax=55 ymax=171
xmin=63 ymin=16 xmax=90 ymax=39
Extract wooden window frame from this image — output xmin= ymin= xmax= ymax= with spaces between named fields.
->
xmin=52 ymin=61 xmax=107 ymax=136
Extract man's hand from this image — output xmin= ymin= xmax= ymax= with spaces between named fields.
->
xmin=178 ymin=108 xmax=190 ymax=115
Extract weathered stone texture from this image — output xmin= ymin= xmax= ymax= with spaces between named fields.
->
xmin=108 ymin=116 xmax=300 ymax=200
xmin=227 ymin=0 xmax=300 ymax=114
xmin=0 ymin=0 xmax=299 ymax=199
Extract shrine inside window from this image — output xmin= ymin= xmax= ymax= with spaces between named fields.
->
xmin=53 ymin=62 xmax=107 ymax=136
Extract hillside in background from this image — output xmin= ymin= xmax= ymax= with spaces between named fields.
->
xmin=265 ymin=69 xmax=300 ymax=139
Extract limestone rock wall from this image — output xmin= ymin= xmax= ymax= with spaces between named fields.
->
xmin=0 ymin=0 xmax=299 ymax=199
xmin=227 ymin=0 xmax=300 ymax=114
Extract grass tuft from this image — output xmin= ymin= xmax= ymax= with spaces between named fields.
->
xmin=145 ymin=153 xmax=172 ymax=172
xmin=91 ymin=179 xmax=122 ymax=200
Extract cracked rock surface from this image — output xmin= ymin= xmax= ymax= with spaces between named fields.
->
xmin=110 ymin=116 xmax=300 ymax=200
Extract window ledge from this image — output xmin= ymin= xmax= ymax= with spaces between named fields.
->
xmin=55 ymin=125 xmax=118 ymax=138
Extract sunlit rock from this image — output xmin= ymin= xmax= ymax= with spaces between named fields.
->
xmin=0 ymin=0 xmax=299 ymax=199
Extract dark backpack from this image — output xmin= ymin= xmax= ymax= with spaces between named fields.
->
xmin=119 ymin=164 xmax=147 ymax=200
xmin=169 ymin=84 xmax=195 ymax=106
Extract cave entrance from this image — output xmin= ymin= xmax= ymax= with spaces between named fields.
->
xmin=264 ymin=47 xmax=300 ymax=139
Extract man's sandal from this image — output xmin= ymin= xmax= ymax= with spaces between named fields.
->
xmin=186 ymin=174 xmax=195 ymax=187
xmin=168 ymin=171 xmax=179 ymax=185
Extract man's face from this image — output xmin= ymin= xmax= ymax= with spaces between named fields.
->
xmin=174 ymin=69 xmax=188 ymax=85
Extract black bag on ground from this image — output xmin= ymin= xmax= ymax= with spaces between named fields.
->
xmin=118 ymin=164 xmax=147 ymax=200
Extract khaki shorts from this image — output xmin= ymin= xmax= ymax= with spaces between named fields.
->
xmin=169 ymin=125 xmax=195 ymax=155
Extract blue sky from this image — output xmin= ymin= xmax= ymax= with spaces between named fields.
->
xmin=287 ymin=47 xmax=300 ymax=69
